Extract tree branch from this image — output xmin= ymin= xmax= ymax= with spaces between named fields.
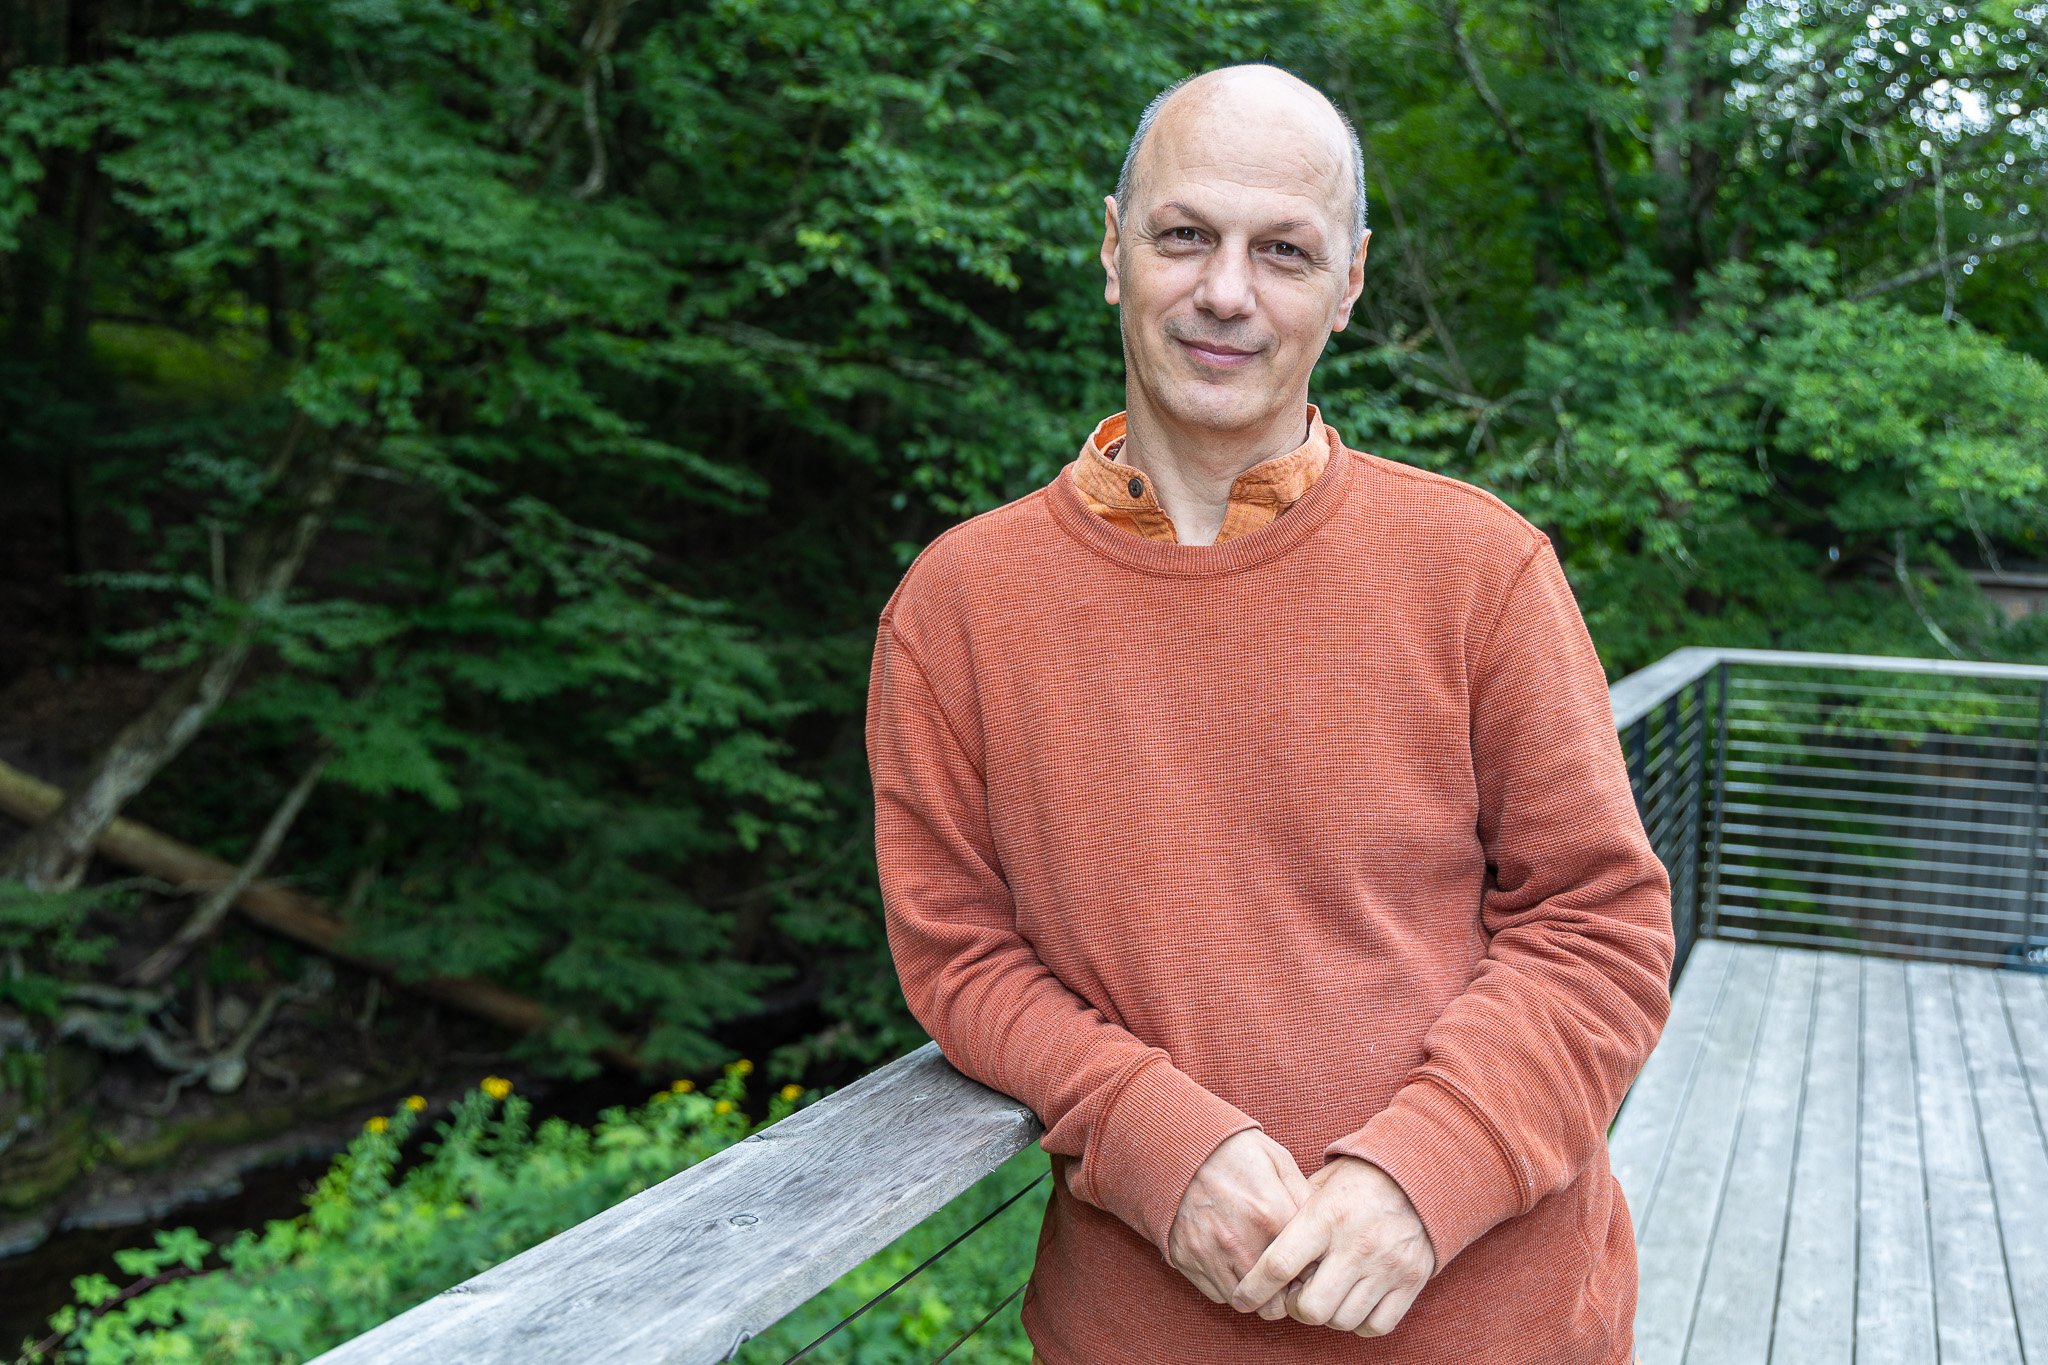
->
xmin=1441 ymin=0 xmax=1530 ymax=158
xmin=124 ymin=745 xmax=333 ymax=988
xmin=1845 ymin=226 xmax=2047 ymax=300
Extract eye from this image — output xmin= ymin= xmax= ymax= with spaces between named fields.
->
xmin=1166 ymin=226 xmax=1202 ymax=244
xmin=1269 ymin=241 xmax=1302 ymax=258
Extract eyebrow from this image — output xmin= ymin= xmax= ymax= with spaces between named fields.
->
xmin=1153 ymin=201 xmax=1325 ymax=241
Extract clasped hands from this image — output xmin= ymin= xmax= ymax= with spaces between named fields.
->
xmin=1165 ymin=1130 xmax=1437 ymax=1339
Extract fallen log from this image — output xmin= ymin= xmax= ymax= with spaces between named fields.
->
xmin=0 ymin=758 xmax=644 ymax=1073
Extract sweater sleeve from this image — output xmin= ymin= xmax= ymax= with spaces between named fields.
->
xmin=1321 ymin=535 xmax=1675 ymax=1271
xmin=866 ymin=618 xmax=1264 ymax=1261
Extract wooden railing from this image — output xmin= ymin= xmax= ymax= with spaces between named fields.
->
xmin=306 ymin=1044 xmax=1041 ymax=1363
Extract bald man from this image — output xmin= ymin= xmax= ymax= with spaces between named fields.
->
xmin=867 ymin=61 xmax=1669 ymax=1364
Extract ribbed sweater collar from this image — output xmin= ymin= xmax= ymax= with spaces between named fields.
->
xmin=1046 ymin=413 xmax=1356 ymax=578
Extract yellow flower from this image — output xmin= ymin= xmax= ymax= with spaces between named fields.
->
xmin=481 ymin=1076 xmax=513 ymax=1101
xmin=713 ymin=1099 xmax=735 ymax=1116
xmin=778 ymin=1084 xmax=802 ymax=1102
xmin=365 ymin=1115 xmax=389 ymax=1133
xmin=733 ymin=1058 xmax=754 ymax=1077
xmin=403 ymin=1095 xmax=427 ymax=1112
xmin=670 ymin=1078 xmax=695 ymax=1094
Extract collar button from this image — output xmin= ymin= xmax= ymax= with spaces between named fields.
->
xmin=1126 ymin=476 xmax=1144 ymax=498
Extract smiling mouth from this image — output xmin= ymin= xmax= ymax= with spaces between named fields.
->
xmin=1177 ymin=338 xmax=1260 ymax=369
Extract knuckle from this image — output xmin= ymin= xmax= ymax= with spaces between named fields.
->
xmin=1251 ymin=1204 xmax=1291 ymax=1239
xmin=1366 ymin=1243 xmax=1407 ymax=1277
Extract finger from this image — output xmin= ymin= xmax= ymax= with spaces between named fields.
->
xmin=1359 ymin=1273 xmax=1426 ymax=1337
xmin=1254 ymin=1268 xmax=1312 ymax=1322
xmin=1281 ymin=1263 xmax=1319 ymax=1321
xmin=1330 ymin=1278 xmax=1384 ymax=1333
xmin=1228 ymin=1215 xmax=1326 ymax=1312
xmin=1289 ymin=1253 xmax=1362 ymax=1327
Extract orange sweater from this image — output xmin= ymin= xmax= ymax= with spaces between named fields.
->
xmin=866 ymin=415 xmax=1675 ymax=1364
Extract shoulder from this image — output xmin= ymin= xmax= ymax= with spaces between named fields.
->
xmin=876 ymin=481 xmax=1060 ymax=643
xmin=1342 ymin=445 xmax=1549 ymax=578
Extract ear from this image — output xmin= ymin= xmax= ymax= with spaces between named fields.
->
xmin=1100 ymin=194 xmax=1122 ymax=307
xmin=1332 ymin=228 xmax=1370 ymax=333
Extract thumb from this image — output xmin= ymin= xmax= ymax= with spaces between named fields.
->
xmin=1280 ymin=1163 xmax=1312 ymax=1211
xmin=1263 ymin=1144 xmax=1313 ymax=1210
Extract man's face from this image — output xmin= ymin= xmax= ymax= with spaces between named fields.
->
xmin=1101 ymin=82 xmax=1368 ymax=442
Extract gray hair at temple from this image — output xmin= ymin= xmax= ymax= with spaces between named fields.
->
xmin=1113 ymin=66 xmax=1370 ymax=252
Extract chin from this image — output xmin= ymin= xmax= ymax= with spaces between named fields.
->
xmin=1155 ymin=386 xmax=1269 ymax=435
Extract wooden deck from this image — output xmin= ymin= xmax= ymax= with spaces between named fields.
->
xmin=1608 ymin=938 xmax=2048 ymax=1364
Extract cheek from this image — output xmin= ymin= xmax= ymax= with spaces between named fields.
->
xmin=1130 ymin=261 xmax=1200 ymax=313
xmin=1268 ymin=291 xmax=1341 ymax=346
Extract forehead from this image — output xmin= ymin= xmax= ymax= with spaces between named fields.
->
xmin=1137 ymin=86 xmax=1350 ymax=235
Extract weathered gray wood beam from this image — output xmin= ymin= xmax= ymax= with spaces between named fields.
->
xmin=305 ymin=1042 xmax=1041 ymax=1365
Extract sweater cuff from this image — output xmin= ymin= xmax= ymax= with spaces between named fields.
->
xmin=1322 ymin=1073 xmax=1527 ymax=1270
xmin=1082 ymin=1054 xmax=1264 ymax=1261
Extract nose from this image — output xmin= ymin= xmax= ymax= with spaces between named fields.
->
xmin=1190 ymin=241 xmax=1255 ymax=321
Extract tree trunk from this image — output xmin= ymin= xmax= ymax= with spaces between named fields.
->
xmin=56 ymin=130 xmax=111 ymax=649
xmin=2 ymin=414 xmax=346 ymax=891
xmin=0 ymin=757 xmax=647 ymax=1072
xmin=1651 ymin=4 xmax=1702 ymax=325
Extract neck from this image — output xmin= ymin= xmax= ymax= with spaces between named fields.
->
xmin=1114 ymin=395 xmax=1312 ymax=546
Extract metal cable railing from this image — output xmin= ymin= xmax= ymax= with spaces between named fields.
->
xmin=927 ymin=1280 xmax=1031 ymax=1363
xmin=1701 ymin=659 xmax=2047 ymax=970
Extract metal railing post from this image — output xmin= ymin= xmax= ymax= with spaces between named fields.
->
xmin=1677 ymin=673 xmax=1709 ymax=975
xmin=2023 ymin=680 xmax=2047 ymax=960
xmin=1703 ymin=659 xmax=1730 ymax=940
xmin=1628 ymin=715 xmax=1649 ymax=811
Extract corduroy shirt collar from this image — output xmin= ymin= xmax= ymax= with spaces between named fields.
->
xmin=1070 ymin=404 xmax=1332 ymax=545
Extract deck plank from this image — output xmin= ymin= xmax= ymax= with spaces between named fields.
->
xmin=1610 ymin=938 xmax=1736 ymax=1237
xmin=1766 ymin=949 xmax=1859 ymax=1365
xmin=2003 ymin=969 xmax=2048 ymax=1135
xmin=1906 ymin=962 xmax=2023 ymax=1364
xmin=1853 ymin=956 xmax=1938 ymax=1365
xmin=1683 ymin=947 xmax=1816 ymax=1364
xmin=1632 ymin=942 xmax=1773 ymax=1365
xmin=1620 ymin=941 xmax=2048 ymax=1365
xmin=1954 ymin=967 xmax=2048 ymax=1360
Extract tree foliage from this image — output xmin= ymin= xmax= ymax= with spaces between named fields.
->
xmin=0 ymin=0 xmax=2043 ymax=1084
